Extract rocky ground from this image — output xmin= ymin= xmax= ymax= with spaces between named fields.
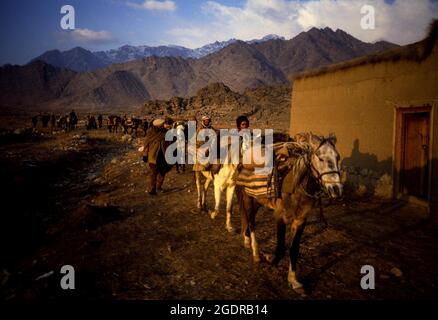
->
xmin=0 ymin=122 xmax=437 ymax=300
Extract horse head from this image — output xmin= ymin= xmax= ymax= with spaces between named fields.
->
xmin=294 ymin=132 xmax=343 ymax=199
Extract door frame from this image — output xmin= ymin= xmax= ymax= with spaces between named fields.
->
xmin=393 ymin=104 xmax=433 ymax=203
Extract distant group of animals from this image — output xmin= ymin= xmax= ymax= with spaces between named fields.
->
xmin=106 ymin=115 xmax=149 ymax=136
xmin=30 ymin=112 xmax=150 ymax=137
xmin=31 ymin=110 xmax=79 ymax=131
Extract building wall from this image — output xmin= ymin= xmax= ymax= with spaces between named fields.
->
xmin=290 ymin=44 xmax=438 ymax=202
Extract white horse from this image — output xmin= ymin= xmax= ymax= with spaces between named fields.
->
xmin=194 ymin=140 xmax=239 ymax=232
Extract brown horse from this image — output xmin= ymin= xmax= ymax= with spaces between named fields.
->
xmin=236 ymin=132 xmax=343 ymax=294
xmin=107 ymin=115 xmax=122 ymax=133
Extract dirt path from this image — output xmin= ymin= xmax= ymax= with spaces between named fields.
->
xmin=1 ymin=129 xmax=437 ymax=300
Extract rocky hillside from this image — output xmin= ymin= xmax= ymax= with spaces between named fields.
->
xmin=142 ymin=82 xmax=292 ymax=132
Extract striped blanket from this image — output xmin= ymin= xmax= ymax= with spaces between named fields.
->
xmin=236 ymin=167 xmax=276 ymax=198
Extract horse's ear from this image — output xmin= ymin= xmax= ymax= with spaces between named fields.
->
xmin=309 ymin=132 xmax=322 ymax=149
xmin=294 ymin=132 xmax=308 ymax=143
xmin=328 ymin=132 xmax=337 ymax=145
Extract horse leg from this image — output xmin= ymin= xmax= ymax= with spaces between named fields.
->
xmin=248 ymin=203 xmax=260 ymax=263
xmin=210 ymin=181 xmax=221 ymax=220
xmin=288 ymin=219 xmax=307 ymax=290
xmin=225 ymin=184 xmax=235 ymax=232
xmin=202 ymin=174 xmax=212 ymax=210
xmin=269 ymin=219 xmax=286 ymax=265
xmin=195 ymin=172 xmax=202 ymax=209
xmin=238 ymin=189 xmax=251 ymax=248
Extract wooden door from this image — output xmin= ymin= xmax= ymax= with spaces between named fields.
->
xmin=401 ymin=112 xmax=430 ymax=199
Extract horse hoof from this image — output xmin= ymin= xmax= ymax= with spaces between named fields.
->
xmin=210 ymin=211 xmax=218 ymax=219
xmin=253 ymin=255 xmax=261 ymax=263
xmin=292 ymin=286 xmax=307 ymax=297
xmin=243 ymin=237 xmax=251 ymax=248
xmin=226 ymin=226 xmax=234 ymax=233
xmin=289 ymin=280 xmax=304 ymax=290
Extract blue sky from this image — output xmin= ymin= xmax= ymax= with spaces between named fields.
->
xmin=1 ymin=0 xmax=437 ymax=65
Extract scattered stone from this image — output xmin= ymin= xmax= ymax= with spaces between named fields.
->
xmin=390 ymin=267 xmax=403 ymax=277
xmin=374 ymin=174 xmax=393 ymax=199
xmin=35 ymin=270 xmax=54 ymax=281
xmin=1 ymin=269 xmax=10 ymax=286
xmin=356 ymin=184 xmax=368 ymax=197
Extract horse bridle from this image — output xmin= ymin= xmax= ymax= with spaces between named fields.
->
xmin=308 ymin=139 xmax=341 ymax=185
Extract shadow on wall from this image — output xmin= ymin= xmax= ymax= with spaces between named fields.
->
xmin=393 ymin=158 xmax=438 ymax=206
xmin=341 ymin=139 xmax=393 ymax=198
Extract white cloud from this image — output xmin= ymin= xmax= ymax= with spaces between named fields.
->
xmin=55 ymin=28 xmax=117 ymax=48
xmin=127 ymin=0 xmax=176 ymax=11
xmin=71 ymin=28 xmax=116 ymax=43
xmin=167 ymin=0 xmax=438 ymax=48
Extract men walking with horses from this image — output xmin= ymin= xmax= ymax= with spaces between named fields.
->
xmin=69 ymin=110 xmax=78 ymax=130
xmin=142 ymin=118 xmax=173 ymax=195
xmin=193 ymin=115 xmax=217 ymax=172
xmin=97 ymin=114 xmax=103 ymax=128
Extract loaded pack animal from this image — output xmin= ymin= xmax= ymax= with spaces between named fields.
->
xmin=69 ymin=110 xmax=78 ymax=130
xmin=50 ymin=114 xmax=56 ymax=128
xmin=236 ymin=132 xmax=343 ymax=294
xmin=41 ymin=114 xmax=51 ymax=128
xmin=193 ymin=131 xmax=240 ymax=232
xmin=107 ymin=115 xmax=122 ymax=133
xmin=122 ymin=117 xmax=143 ymax=136
xmin=31 ymin=115 xmax=40 ymax=129
xmin=57 ymin=114 xmax=70 ymax=131
xmin=97 ymin=114 xmax=103 ymax=128
xmin=86 ymin=115 xmax=98 ymax=130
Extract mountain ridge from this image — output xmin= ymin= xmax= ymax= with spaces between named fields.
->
xmin=1 ymin=27 xmax=399 ymax=111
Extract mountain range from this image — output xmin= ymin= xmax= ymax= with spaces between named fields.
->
xmin=0 ymin=27 xmax=397 ymax=112
xmin=30 ymin=34 xmax=285 ymax=72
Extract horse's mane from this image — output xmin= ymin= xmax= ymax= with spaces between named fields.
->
xmin=273 ymin=138 xmax=313 ymax=194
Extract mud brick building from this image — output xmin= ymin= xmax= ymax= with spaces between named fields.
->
xmin=290 ymin=21 xmax=438 ymax=212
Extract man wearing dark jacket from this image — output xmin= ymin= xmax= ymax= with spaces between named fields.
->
xmin=143 ymin=118 xmax=173 ymax=195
